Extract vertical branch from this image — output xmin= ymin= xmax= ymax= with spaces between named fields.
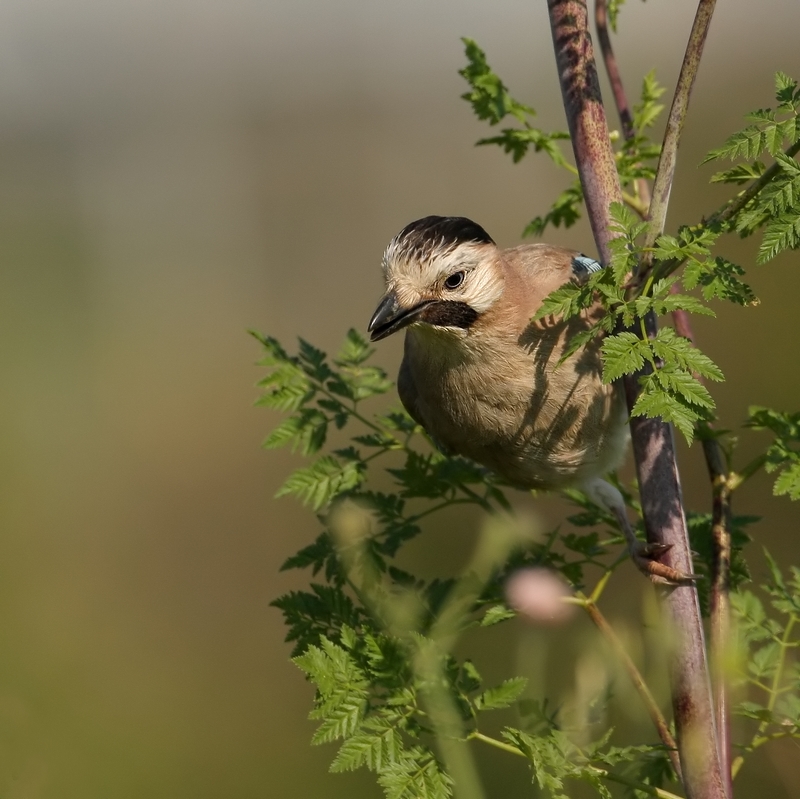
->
xmin=642 ymin=0 xmax=718 ymax=260
xmin=702 ymin=433 xmax=734 ymax=799
xmin=548 ymin=0 xmax=622 ymax=258
xmin=546 ymin=2 xmax=726 ymax=798
xmin=673 ymin=304 xmax=734 ymax=796
xmin=594 ymin=0 xmax=634 ymax=139
xmin=645 ymin=1 xmax=732 ymax=789
xmin=594 ymin=0 xmax=652 ymax=209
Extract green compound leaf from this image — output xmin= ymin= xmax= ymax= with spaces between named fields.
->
xmin=746 ymin=406 xmax=800 ymax=499
xmin=276 ymin=453 xmax=365 ymax=510
xmin=474 ymin=677 xmax=528 ymax=710
xmin=459 ymin=38 xmax=535 ymax=125
xmin=600 ymin=332 xmax=649 ymax=383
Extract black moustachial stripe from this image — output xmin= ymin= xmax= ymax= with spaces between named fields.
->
xmin=421 ymin=300 xmax=479 ymax=330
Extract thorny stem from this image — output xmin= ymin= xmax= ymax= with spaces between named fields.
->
xmin=469 ymin=731 xmax=685 ymax=799
xmin=547 ymin=2 xmax=726 ymax=797
xmin=577 ymin=592 xmax=683 ymax=778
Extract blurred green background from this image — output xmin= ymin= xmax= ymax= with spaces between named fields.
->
xmin=0 ymin=0 xmax=799 ymax=796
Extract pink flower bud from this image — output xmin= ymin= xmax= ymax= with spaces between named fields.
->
xmin=505 ymin=568 xmax=574 ymax=624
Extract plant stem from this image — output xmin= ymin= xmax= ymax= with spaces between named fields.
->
xmin=578 ymin=592 xmax=683 ymax=778
xmin=320 ymin=385 xmax=501 ymax=514
xmin=601 ymin=769 xmax=686 ymax=799
xmin=468 ymin=730 xmax=526 ymax=757
xmin=547 ymin=0 xmax=622 ymax=255
xmin=469 ymin=731 xmax=685 ymax=799
xmin=674 ymin=308 xmax=733 ymax=797
xmin=728 ymin=453 xmax=768 ymax=491
xmin=594 ymin=0 xmax=652 ymax=209
xmin=588 ymin=566 xmax=614 ymax=604
xmin=731 ymin=615 xmax=798 ymax=778
xmin=732 ymin=729 xmax=800 ymax=777
xmin=655 ymin=123 xmax=800 ymax=280
xmin=415 ymin=641 xmax=487 ymax=799
xmin=547 ymin=3 xmax=726 ymax=797
xmin=641 ymin=0 xmax=717 ymax=275
xmin=701 ymin=431 xmax=734 ymax=798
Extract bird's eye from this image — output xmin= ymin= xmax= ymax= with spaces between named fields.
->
xmin=444 ymin=271 xmax=465 ymax=290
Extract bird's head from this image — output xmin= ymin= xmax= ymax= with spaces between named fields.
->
xmin=368 ymin=216 xmax=504 ymax=342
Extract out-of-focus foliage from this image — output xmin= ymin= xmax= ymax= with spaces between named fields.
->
xmin=265 ymin=25 xmax=800 ymax=799
xmin=260 ymin=328 xmax=799 ymax=798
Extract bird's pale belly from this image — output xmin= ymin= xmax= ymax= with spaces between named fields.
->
xmin=402 ymin=349 xmax=628 ymax=492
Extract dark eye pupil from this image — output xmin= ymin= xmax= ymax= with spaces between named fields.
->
xmin=445 ymin=271 xmax=465 ymax=290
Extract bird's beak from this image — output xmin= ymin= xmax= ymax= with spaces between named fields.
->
xmin=367 ymin=292 xmax=435 ymax=342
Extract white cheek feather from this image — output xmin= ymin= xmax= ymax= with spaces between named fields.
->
xmin=463 ymin=263 xmax=503 ymax=313
xmin=382 ymin=239 xmax=502 ymax=315
xmin=435 ymin=245 xmax=503 ymax=314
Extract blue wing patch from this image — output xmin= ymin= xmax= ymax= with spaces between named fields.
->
xmin=571 ymin=254 xmax=603 ymax=278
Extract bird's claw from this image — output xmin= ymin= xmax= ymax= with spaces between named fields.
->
xmin=630 ymin=541 xmax=698 ymax=586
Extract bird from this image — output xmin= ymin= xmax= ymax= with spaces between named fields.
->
xmin=367 ymin=215 xmax=692 ymax=585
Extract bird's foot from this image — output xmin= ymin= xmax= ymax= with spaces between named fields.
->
xmin=629 ymin=541 xmax=698 ymax=586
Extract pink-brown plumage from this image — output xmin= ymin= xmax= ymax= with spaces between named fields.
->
xmin=368 ymin=216 xmax=692 ymax=584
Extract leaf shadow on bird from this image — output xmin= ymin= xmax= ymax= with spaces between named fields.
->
xmin=368 ymin=215 xmax=695 ymax=585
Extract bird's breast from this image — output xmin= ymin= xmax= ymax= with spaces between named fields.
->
xmin=401 ymin=321 xmax=627 ymax=491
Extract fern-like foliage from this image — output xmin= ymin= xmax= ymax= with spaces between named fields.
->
xmin=746 ymin=407 xmax=800 ymax=500
xmin=460 ymin=42 xmax=666 ymax=237
xmin=614 ymin=70 xmax=666 ymax=190
xmin=705 ymin=72 xmax=800 ymax=263
xmin=459 ymin=38 xmax=581 ymax=237
xmin=731 ymin=555 xmax=800 ymax=777
xmin=260 ymin=329 xmax=800 ymax=797
xmin=606 ymin=0 xmax=626 ymax=33
xmin=531 ymin=204 xmax=726 ymax=443
xmin=265 ymin=15 xmax=800 ymax=794
xmin=259 ymin=331 xmax=695 ymax=799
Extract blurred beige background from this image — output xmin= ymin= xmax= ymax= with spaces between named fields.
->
xmin=1 ymin=1 xmax=799 ymax=796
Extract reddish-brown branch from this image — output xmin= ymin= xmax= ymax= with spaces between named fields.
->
xmin=671 ymin=294 xmax=733 ymax=794
xmin=546 ymin=3 xmax=726 ymax=797
xmin=702 ymin=432 xmax=734 ymax=799
xmin=548 ymin=0 xmax=622 ymax=257
xmin=594 ymin=0 xmax=634 ymax=139
xmin=594 ymin=0 xmax=652 ymax=210
xmin=672 ymin=288 xmax=733 ymax=795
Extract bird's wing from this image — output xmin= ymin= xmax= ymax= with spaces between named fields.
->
xmin=497 ymin=243 xmax=587 ymax=326
xmin=398 ymin=354 xmax=456 ymax=455
xmin=397 ymin=354 xmax=426 ymax=428
xmin=570 ymin=254 xmax=603 ymax=281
